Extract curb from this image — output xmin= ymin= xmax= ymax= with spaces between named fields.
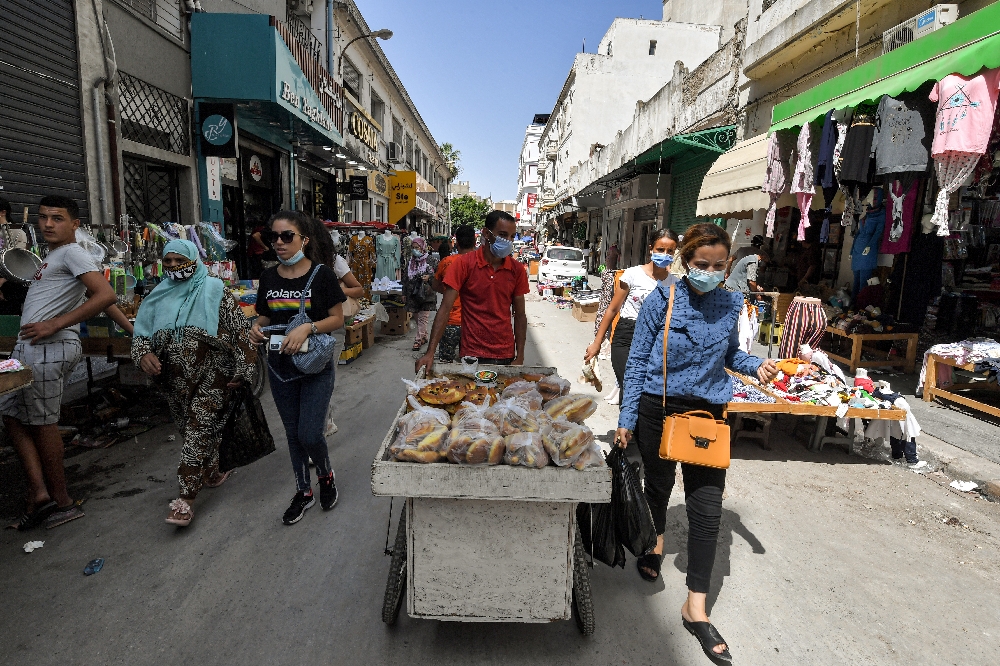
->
xmin=916 ymin=432 xmax=1000 ymax=499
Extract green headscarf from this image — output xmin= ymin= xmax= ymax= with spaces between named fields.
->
xmin=133 ymin=239 xmax=224 ymax=337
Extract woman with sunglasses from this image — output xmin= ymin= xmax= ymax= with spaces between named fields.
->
xmin=132 ymin=239 xmax=257 ymax=527
xmin=249 ymin=212 xmax=346 ymax=526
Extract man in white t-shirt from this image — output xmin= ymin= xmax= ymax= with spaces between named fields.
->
xmin=1 ymin=196 xmax=117 ymax=530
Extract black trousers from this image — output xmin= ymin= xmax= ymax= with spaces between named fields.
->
xmin=633 ymin=392 xmax=727 ymax=594
xmin=611 ymin=318 xmax=635 ymax=392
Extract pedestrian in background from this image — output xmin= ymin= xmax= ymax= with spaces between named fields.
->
xmin=406 ymin=237 xmax=438 ymax=352
xmin=615 ymin=223 xmax=777 ymax=663
xmin=250 ymin=212 xmax=346 ymax=525
xmin=432 ymin=225 xmax=475 ymax=363
xmin=133 ymin=239 xmax=256 ymax=527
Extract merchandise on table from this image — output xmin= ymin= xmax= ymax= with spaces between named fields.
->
xmin=917 ymin=337 xmax=1000 ymax=392
xmin=503 ymin=432 xmax=550 ymax=468
xmin=537 ymin=374 xmax=571 ymax=401
xmin=543 ymin=394 xmax=599 ymax=423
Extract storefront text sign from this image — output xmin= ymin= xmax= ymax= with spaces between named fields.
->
xmin=388 ymin=171 xmax=416 ymax=223
xmin=206 ymin=157 xmax=221 ymax=201
xmin=368 ymin=171 xmax=388 ymax=197
xmin=249 ymin=155 xmax=263 ymax=182
xmin=350 ymin=112 xmax=379 ymax=151
xmin=280 ymin=81 xmax=335 ymax=133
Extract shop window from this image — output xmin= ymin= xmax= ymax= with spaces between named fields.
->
xmin=370 ymin=91 xmax=385 ymax=126
xmin=118 ymin=71 xmax=190 ymax=155
xmin=123 ymin=157 xmax=180 ymax=224
xmin=342 ymin=57 xmax=362 ymax=101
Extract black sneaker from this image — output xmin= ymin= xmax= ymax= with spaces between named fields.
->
xmin=318 ymin=473 xmax=338 ymax=511
xmin=282 ymin=490 xmax=315 ymax=525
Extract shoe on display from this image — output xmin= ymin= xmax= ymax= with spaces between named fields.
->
xmin=318 ymin=473 xmax=338 ymax=511
xmin=282 ymin=490 xmax=315 ymax=525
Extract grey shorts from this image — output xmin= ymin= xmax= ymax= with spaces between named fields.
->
xmin=0 ymin=339 xmax=82 ymax=426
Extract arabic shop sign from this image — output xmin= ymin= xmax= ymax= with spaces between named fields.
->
xmin=279 ymin=81 xmax=335 ymax=132
xmin=388 ymin=171 xmax=416 ymax=223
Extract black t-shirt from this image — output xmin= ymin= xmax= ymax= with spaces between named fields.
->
xmin=256 ymin=263 xmax=346 ymax=378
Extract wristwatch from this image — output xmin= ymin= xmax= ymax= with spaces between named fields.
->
xmin=310 ymin=322 xmax=318 ymax=336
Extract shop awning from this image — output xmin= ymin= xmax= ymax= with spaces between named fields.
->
xmin=771 ymin=2 xmax=1000 ymax=132
xmin=191 ymin=13 xmax=343 ymax=147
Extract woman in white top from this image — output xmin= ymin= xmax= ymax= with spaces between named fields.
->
xmin=584 ymin=229 xmax=679 ymax=396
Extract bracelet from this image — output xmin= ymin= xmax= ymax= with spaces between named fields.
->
xmin=310 ymin=322 xmax=318 ymax=336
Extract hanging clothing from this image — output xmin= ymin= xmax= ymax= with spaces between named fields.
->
xmin=816 ymin=109 xmax=839 ymax=189
xmin=929 ymin=67 xmax=1000 ymax=157
xmin=594 ymin=269 xmax=619 ymax=338
xmin=850 ymin=188 xmax=885 ymax=278
xmin=374 ymin=233 xmax=401 ymax=280
xmin=762 ymin=132 xmax=788 ymax=238
xmin=778 ymin=297 xmax=827 ymax=360
xmin=789 ymin=123 xmax=816 ymax=241
xmin=930 ymin=151 xmax=980 ymax=236
xmin=348 ymin=233 xmax=376 ymax=298
xmin=880 ymin=179 xmax=918 ymax=253
xmin=839 ymin=112 xmax=877 ymax=184
xmin=896 ymin=231 xmax=944 ymax=326
xmin=873 ymin=90 xmax=935 ymax=176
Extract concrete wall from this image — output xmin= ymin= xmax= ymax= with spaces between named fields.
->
xmin=75 ymin=0 xmax=110 ymax=230
xmin=662 ymin=0 xmax=749 ymax=42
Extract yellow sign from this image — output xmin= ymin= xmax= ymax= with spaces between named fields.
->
xmin=388 ymin=171 xmax=416 ymax=223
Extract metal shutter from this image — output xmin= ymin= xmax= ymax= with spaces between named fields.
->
xmin=0 ymin=0 xmax=89 ymax=223
xmin=667 ymin=162 xmax=712 ymax=234
xmin=634 ymin=204 xmax=657 ymax=222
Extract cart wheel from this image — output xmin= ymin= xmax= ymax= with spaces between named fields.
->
xmin=251 ymin=347 xmax=266 ymax=398
xmin=381 ymin=508 xmax=407 ymax=625
xmin=572 ymin=527 xmax=595 ymax=636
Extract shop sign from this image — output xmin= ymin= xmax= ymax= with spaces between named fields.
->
xmin=205 ymin=156 xmax=221 ymax=201
xmin=280 ymin=81 xmax=335 ymax=133
xmin=349 ymin=112 xmax=379 ymax=152
xmin=388 ymin=171 xmax=416 ymax=223
xmin=607 ymin=180 xmax=635 ymax=206
xmin=199 ymin=102 xmax=238 ymax=158
xmin=249 ymin=155 xmax=263 ymax=182
xmin=526 ymin=192 xmax=537 ymax=210
xmin=349 ymin=175 xmax=368 ymax=200
xmin=368 ymin=171 xmax=388 ymax=197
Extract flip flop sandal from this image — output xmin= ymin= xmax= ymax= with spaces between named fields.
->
xmin=165 ymin=498 xmax=193 ymax=527
xmin=412 ymin=339 xmax=425 ymax=351
xmin=43 ymin=502 xmax=86 ymax=529
xmin=683 ymin=618 xmax=733 ymax=664
xmin=203 ymin=470 xmax=232 ymax=488
xmin=636 ymin=552 xmax=663 ymax=582
xmin=7 ymin=500 xmax=58 ymax=531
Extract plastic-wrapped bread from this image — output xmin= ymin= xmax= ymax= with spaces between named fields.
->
xmin=537 ymin=374 xmax=572 ymax=402
xmin=485 ymin=398 xmax=548 ymax=436
xmin=389 ymin=423 xmax=450 ymax=463
xmin=503 ymin=432 xmax=550 ymax=468
xmin=543 ymin=394 xmax=598 ymax=423
xmin=445 ymin=417 xmax=504 ymax=465
xmin=539 ymin=418 xmax=596 ymax=467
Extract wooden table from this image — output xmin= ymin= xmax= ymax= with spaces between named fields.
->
xmin=922 ymin=353 xmax=1000 ymax=419
xmin=0 ymin=336 xmax=132 ymax=360
xmin=822 ymin=326 xmax=918 ymax=374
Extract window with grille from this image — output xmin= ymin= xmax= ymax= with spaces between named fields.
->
xmin=113 ymin=0 xmax=182 ymax=38
xmin=343 ymin=58 xmax=362 ymax=101
xmin=392 ymin=117 xmax=402 ymax=145
xmin=405 ymin=134 xmax=413 ymax=167
xmin=118 ymin=71 xmax=190 ymax=155
xmin=123 ymin=157 xmax=180 ymax=224
xmin=370 ymin=90 xmax=384 ymax=127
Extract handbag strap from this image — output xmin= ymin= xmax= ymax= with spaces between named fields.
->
xmin=299 ymin=264 xmax=322 ymax=315
xmin=661 ymin=283 xmax=676 ymax=410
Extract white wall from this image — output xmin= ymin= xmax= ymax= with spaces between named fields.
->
xmin=662 ymin=0 xmax=749 ymax=42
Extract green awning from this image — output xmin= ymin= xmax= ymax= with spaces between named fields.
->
xmin=771 ymin=2 xmax=1000 ymax=132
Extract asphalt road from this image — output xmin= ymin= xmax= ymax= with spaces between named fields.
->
xmin=2 ymin=290 xmax=999 ymax=665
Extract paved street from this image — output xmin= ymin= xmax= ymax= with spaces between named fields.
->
xmin=2 ymin=295 xmax=999 ymax=666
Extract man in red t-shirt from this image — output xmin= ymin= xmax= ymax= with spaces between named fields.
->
xmin=416 ymin=211 xmax=528 ymax=373
xmin=432 ymin=225 xmax=476 ymax=363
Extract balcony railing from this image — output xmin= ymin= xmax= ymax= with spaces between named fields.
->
xmin=286 ymin=14 xmax=323 ymax=63
xmin=270 ymin=16 xmax=343 ymax=134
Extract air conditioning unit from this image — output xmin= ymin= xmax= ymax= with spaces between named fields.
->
xmin=387 ymin=142 xmax=402 ymax=163
xmin=883 ymin=5 xmax=958 ymax=54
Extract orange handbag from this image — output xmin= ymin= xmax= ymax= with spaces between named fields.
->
xmin=657 ymin=284 xmax=731 ymax=469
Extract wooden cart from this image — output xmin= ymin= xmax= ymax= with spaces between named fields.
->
xmin=822 ymin=326 xmax=919 ymax=374
xmin=371 ymin=364 xmax=612 ymax=633
xmin=922 ymin=353 xmax=1000 ymax=419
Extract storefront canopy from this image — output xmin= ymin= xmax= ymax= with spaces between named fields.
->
xmin=771 ymin=2 xmax=1000 ymax=132
xmin=191 ymin=13 xmax=343 ymax=147
xmin=577 ymin=125 xmax=736 ymax=195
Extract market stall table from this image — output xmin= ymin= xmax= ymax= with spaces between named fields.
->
xmin=822 ymin=326 xmax=919 ymax=374
xmin=371 ymin=364 xmax=611 ymax=633
xmin=922 ymin=353 xmax=1000 ymax=419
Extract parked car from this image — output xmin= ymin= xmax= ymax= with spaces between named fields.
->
xmin=538 ymin=246 xmax=586 ymax=284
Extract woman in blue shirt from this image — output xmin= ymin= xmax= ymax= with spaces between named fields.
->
xmin=615 ymin=224 xmax=777 ymax=663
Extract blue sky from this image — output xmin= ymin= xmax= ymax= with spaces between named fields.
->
xmin=356 ymin=0 xmax=665 ymax=202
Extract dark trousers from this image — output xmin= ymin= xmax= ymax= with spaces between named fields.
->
xmin=890 ymin=436 xmax=918 ymax=464
xmin=611 ymin=318 xmax=635 ymax=392
xmin=268 ymin=363 xmax=335 ymax=492
xmin=633 ymin=392 xmax=727 ymax=594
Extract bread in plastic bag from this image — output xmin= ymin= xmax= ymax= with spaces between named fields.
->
xmin=502 ymin=380 xmax=538 ymax=398
xmin=504 ymin=432 xmax=550 ymax=468
xmin=540 ymin=418 xmax=595 ymax=467
xmin=543 ymin=394 xmax=598 ymax=423
xmin=570 ymin=440 xmax=606 ymax=470
xmin=390 ymin=398 xmax=452 ymax=463
xmin=538 ymin=374 xmax=572 ymax=402
xmin=485 ymin=398 xmax=549 ymax=436
xmin=444 ymin=417 xmax=504 ymax=465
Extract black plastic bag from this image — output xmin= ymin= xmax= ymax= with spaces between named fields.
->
xmin=607 ymin=447 xmax=657 ymax=557
xmin=219 ymin=386 xmax=276 ymax=472
xmin=577 ymin=502 xmax=625 ymax=568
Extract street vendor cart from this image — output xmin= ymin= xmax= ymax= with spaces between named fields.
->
xmin=371 ymin=364 xmax=612 ymax=634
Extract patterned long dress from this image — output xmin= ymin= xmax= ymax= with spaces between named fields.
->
xmin=349 ymin=233 xmax=376 ymax=298
xmin=131 ymin=291 xmax=256 ymax=499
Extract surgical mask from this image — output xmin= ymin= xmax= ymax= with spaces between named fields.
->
xmin=412 ymin=250 xmax=426 ymax=259
xmin=686 ymin=267 xmax=726 ymax=292
xmin=166 ymin=261 xmax=197 ymax=281
xmin=650 ymin=252 xmax=673 ymax=268
xmin=487 ymin=232 xmax=513 ymax=258
xmin=278 ymin=249 xmax=305 ymax=266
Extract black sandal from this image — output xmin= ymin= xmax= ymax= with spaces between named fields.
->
xmin=7 ymin=500 xmax=58 ymax=531
xmin=683 ymin=618 xmax=732 ymax=663
xmin=636 ymin=552 xmax=662 ymax=582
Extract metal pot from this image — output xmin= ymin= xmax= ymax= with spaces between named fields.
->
xmin=0 ymin=248 xmax=41 ymax=284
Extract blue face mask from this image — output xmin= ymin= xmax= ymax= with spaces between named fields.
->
xmin=278 ymin=249 xmax=305 ymax=266
xmin=686 ymin=267 xmax=726 ymax=292
xmin=650 ymin=252 xmax=673 ymax=268
xmin=487 ymin=231 xmax=513 ymax=258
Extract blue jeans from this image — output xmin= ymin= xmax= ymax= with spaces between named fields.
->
xmin=268 ymin=363 xmax=335 ymax=492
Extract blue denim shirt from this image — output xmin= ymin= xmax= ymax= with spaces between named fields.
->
xmin=618 ymin=278 xmax=764 ymax=431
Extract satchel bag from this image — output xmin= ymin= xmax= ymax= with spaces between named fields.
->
xmin=657 ymin=284 xmax=731 ymax=469
xmin=289 ymin=265 xmax=337 ymax=374
xmin=341 ymin=289 xmax=361 ymax=318
xmin=218 ymin=386 xmax=276 ymax=472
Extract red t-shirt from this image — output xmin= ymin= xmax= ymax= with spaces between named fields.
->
xmin=435 ymin=254 xmax=463 ymax=326
xmin=443 ymin=247 xmax=529 ymax=359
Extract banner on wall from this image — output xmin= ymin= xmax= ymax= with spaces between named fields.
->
xmin=388 ymin=171 xmax=416 ymax=223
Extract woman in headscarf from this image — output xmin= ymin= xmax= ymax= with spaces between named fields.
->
xmin=131 ymin=239 xmax=257 ymax=527
xmin=405 ymin=237 xmax=439 ymax=351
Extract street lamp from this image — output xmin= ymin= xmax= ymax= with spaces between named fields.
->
xmin=338 ymin=29 xmax=393 ymax=75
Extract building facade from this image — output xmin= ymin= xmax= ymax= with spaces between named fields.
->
xmin=515 ymin=116 xmax=546 ymax=231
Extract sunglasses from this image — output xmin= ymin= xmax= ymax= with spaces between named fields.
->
xmin=262 ymin=230 xmax=307 ymax=245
